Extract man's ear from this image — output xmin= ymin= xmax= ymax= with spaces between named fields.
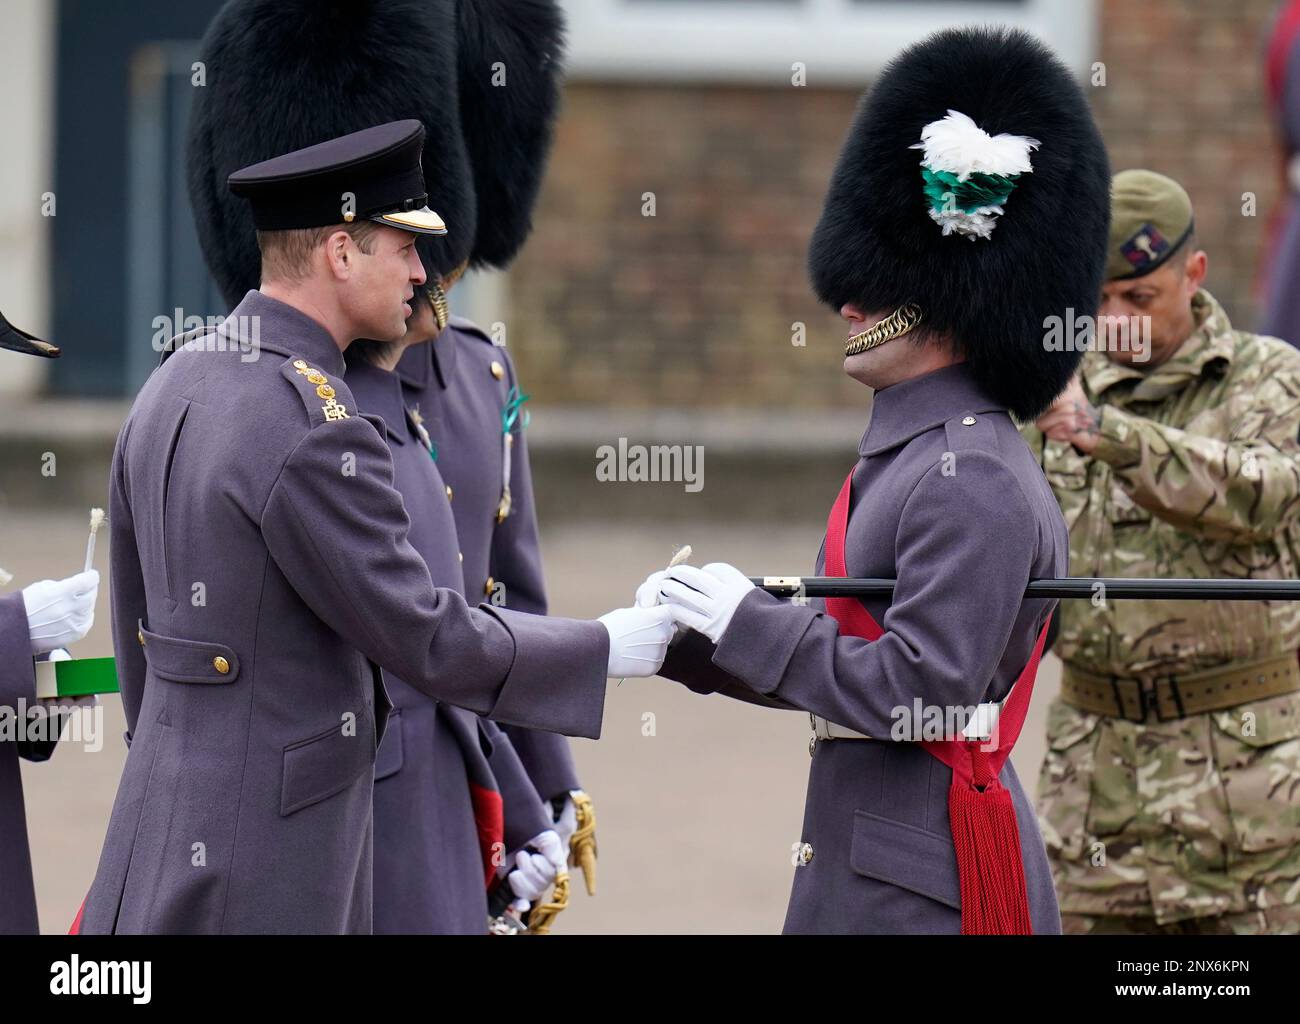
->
xmin=323 ymin=230 xmax=354 ymax=281
xmin=1184 ymin=250 xmax=1208 ymax=294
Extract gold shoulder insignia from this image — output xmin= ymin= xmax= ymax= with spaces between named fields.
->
xmin=280 ymin=359 xmax=350 ymax=425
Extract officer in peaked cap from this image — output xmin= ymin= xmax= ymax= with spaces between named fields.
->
xmin=184 ymin=0 xmax=584 ymax=933
xmin=76 ymin=117 xmax=675 ymax=935
xmin=1 ymin=310 xmax=99 ymax=934
xmin=637 ymin=26 xmax=1112 ymax=934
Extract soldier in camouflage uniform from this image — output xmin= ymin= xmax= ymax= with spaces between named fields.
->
xmin=1023 ymin=170 xmax=1300 ymax=934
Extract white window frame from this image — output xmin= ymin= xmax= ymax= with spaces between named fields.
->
xmin=562 ymin=0 xmax=1097 ymax=85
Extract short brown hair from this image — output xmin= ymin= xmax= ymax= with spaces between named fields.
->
xmin=256 ymin=220 xmax=384 ymax=286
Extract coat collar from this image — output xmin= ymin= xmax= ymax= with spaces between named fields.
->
xmin=228 ymin=290 xmax=347 ymax=379
xmin=342 ymin=360 xmax=409 ymax=445
xmin=859 ymin=362 xmax=1005 ymax=457
xmin=396 ymin=326 xmax=458 ymax=393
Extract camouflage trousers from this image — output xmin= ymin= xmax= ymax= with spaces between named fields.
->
xmin=1062 ymin=908 xmax=1299 ymax=934
xmin=1036 ymin=692 xmax=1300 ymax=930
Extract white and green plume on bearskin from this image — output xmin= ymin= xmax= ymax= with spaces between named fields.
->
xmin=912 ymin=109 xmax=1040 ymax=240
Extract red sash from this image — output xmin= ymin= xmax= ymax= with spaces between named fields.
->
xmin=824 ymin=468 xmax=1050 ymax=934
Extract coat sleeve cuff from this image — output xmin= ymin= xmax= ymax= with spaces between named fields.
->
xmin=710 ymin=588 xmax=819 ymax=695
xmin=1090 ymin=406 xmax=1142 ymax=469
xmin=658 ymin=630 xmax=733 ymax=694
xmin=485 ymin=608 xmax=608 ymax=740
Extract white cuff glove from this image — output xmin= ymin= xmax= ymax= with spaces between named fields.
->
xmin=22 ymin=571 xmax=99 ymax=656
xmin=597 ymin=605 xmax=674 ymax=678
xmin=506 ymin=829 xmax=565 ymax=913
xmin=635 ymin=570 xmax=667 ymax=608
xmin=658 ymin=563 xmax=755 ymax=644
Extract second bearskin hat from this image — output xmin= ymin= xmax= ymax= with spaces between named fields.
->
xmin=186 ymin=0 xmax=475 ymax=309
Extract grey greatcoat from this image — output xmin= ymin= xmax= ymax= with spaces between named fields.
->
xmin=397 ymin=321 xmax=579 ymax=802
xmin=346 ymin=360 xmax=551 ymax=934
xmin=660 ymin=363 xmax=1065 ymax=934
xmin=0 ymin=592 xmax=56 ymax=934
xmin=78 ymin=291 xmax=607 ymax=934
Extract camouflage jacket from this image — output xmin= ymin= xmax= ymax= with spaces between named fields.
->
xmin=1022 ymin=290 xmax=1300 ymax=679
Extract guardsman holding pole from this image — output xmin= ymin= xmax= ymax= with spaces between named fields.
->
xmin=637 ymin=27 xmax=1111 ymax=934
xmin=1024 ymin=169 xmax=1300 ymax=934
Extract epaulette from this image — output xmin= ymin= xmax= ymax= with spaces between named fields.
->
xmin=279 ymin=357 xmax=353 ymax=428
xmin=942 ymin=411 xmax=999 ymax=453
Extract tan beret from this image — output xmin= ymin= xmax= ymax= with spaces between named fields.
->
xmin=1107 ymin=169 xmax=1194 ymax=281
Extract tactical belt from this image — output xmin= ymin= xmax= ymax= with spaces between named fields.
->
xmin=1061 ymin=653 xmax=1300 ymax=723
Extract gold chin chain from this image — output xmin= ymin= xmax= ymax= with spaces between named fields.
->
xmin=426 ymin=282 xmax=450 ymax=331
xmin=426 ymin=260 xmax=470 ymax=332
xmin=844 ymin=303 xmax=924 ymax=357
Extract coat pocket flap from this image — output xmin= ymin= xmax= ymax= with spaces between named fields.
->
xmin=1211 ymin=691 xmax=1300 ymax=747
xmin=373 ymin=708 xmax=404 ymax=781
xmin=140 ymin=622 xmax=239 ymax=685
xmin=281 ymin=722 xmax=373 ymax=816
xmin=850 ymin=810 xmax=961 ymax=910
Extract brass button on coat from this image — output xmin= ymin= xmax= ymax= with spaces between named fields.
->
xmin=137 ymin=628 xmax=145 ymax=646
xmin=484 ymin=576 xmax=495 ymax=596
xmin=445 ymin=485 xmax=453 ymax=501
xmin=798 ymin=842 xmax=814 ymax=866
xmin=213 ymin=656 xmax=230 ymax=675
xmin=490 ymin=360 xmax=504 ymax=380
xmin=961 ymin=415 xmax=976 ymax=426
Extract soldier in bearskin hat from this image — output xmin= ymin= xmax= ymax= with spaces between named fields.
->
xmin=394 ymin=0 xmax=600 ymax=911
xmin=638 ymin=26 xmax=1111 ymax=934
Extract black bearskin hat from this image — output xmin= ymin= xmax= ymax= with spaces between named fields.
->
xmin=187 ymin=0 xmax=475 ymax=309
xmin=454 ymin=0 xmax=566 ymax=269
xmin=808 ymin=26 xmax=1111 ymax=420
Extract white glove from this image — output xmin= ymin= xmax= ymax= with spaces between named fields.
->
xmin=634 ymin=570 xmax=667 ymax=608
xmin=658 ymin=563 xmax=755 ymax=644
xmin=597 ymin=605 xmax=675 ymax=678
xmin=22 ymin=571 xmax=99 ymax=655
xmin=506 ymin=829 xmax=565 ymax=913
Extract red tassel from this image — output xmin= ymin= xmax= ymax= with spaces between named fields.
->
xmin=947 ymin=749 xmax=1033 ymax=935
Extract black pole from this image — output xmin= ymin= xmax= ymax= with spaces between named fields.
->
xmin=750 ymin=576 xmax=1300 ymax=601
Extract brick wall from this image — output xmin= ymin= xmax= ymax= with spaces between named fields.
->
xmin=1091 ymin=0 xmax=1282 ymax=331
xmin=509 ymin=83 xmax=863 ymax=409
xmin=508 ymin=1 xmax=1286 ymax=409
